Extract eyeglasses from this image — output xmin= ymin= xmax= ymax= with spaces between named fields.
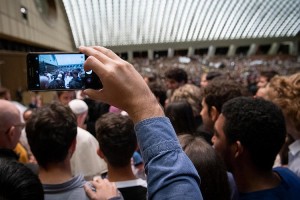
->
xmin=4 ymin=123 xmax=26 ymax=134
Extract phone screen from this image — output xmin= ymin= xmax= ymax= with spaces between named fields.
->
xmin=27 ymin=53 xmax=102 ymax=91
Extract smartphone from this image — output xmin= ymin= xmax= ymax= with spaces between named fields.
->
xmin=27 ymin=52 xmax=102 ymax=91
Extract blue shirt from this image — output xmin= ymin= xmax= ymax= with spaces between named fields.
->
xmin=135 ymin=117 xmax=203 ymax=200
xmin=239 ymin=167 xmax=300 ymax=200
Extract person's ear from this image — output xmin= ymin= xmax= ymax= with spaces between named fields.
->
xmin=7 ymin=126 xmax=15 ymax=142
xmin=97 ymin=148 xmax=105 ymax=159
xmin=232 ymin=140 xmax=244 ymax=158
xmin=69 ymin=138 xmax=77 ymax=156
xmin=210 ymin=106 xmax=219 ymax=122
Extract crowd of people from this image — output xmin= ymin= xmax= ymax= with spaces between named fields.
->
xmin=40 ymin=68 xmax=85 ymax=90
xmin=0 ymin=46 xmax=300 ymax=200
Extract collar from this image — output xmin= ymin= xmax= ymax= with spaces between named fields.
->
xmin=289 ymin=139 xmax=300 ymax=156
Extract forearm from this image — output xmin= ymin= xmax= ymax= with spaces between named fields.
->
xmin=135 ymin=117 xmax=203 ymax=200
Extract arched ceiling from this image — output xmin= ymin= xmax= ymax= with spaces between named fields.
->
xmin=62 ymin=0 xmax=300 ymax=48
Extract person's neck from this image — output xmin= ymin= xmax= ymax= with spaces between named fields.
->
xmin=232 ymin=165 xmax=281 ymax=193
xmin=107 ymin=164 xmax=137 ymax=182
xmin=39 ymin=161 xmax=73 ymax=184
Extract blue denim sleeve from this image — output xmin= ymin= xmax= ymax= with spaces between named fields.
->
xmin=135 ymin=117 xmax=203 ymax=200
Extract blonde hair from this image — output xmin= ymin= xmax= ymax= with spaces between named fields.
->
xmin=268 ymin=73 xmax=300 ymax=133
xmin=169 ymin=84 xmax=201 ymax=117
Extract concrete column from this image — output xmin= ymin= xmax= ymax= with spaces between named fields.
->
xmin=187 ymin=47 xmax=195 ymax=57
xmin=268 ymin=42 xmax=280 ymax=55
xmin=127 ymin=51 xmax=133 ymax=62
xmin=207 ymin=45 xmax=216 ymax=57
xmin=227 ymin=44 xmax=237 ymax=57
xmin=148 ymin=49 xmax=154 ymax=60
xmin=247 ymin=43 xmax=258 ymax=56
xmin=168 ymin=48 xmax=174 ymax=58
xmin=289 ymin=41 xmax=298 ymax=56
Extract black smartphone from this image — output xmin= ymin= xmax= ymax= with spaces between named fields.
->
xmin=27 ymin=52 xmax=102 ymax=91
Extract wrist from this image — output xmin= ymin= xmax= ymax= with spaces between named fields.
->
xmin=128 ymin=96 xmax=164 ymax=123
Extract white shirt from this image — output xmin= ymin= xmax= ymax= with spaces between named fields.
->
xmin=71 ymin=127 xmax=107 ymax=180
xmin=288 ymin=139 xmax=300 ymax=177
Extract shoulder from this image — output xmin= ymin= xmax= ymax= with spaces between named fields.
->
xmin=274 ymin=167 xmax=300 ymax=186
xmin=76 ymin=127 xmax=97 ymax=141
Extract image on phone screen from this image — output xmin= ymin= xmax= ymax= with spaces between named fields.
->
xmin=27 ymin=53 xmax=102 ymax=91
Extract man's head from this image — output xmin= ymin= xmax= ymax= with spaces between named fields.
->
xmin=95 ymin=113 xmax=136 ymax=168
xmin=57 ymin=91 xmax=76 ymax=105
xmin=212 ymin=97 xmax=286 ymax=172
xmin=257 ymin=70 xmax=278 ymax=88
xmin=0 ymin=87 xmax=11 ymax=100
xmin=0 ymin=100 xmax=23 ymax=149
xmin=26 ymin=102 xmax=77 ymax=168
xmin=200 ymin=79 xmax=247 ymax=134
xmin=164 ymin=68 xmax=188 ymax=90
xmin=0 ymin=159 xmax=44 ymax=200
xmin=68 ymin=99 xmax=89 ymax=127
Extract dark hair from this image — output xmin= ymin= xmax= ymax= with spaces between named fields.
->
xmin=260 ymin=70 xmax=278 ymax=82
xmin=222 ymin=97 xmax=286 ymax=171
xmin=179 ymin=134 xmax=231 ymax=200
xmin=26 ymin=102 xmax=77 ymax=168
xmin=164 ymin=68 xmax=188 ymax=83
xmin=56 ymin=91 xmax=76 ymax=98
xmin=202 ymin=79 xmax=248 ymax=114
xmin=206 ymin=71 xmax=222 ymax=81
xmin=0 ymin=87 xmax=9 ymax=99
xmin=0 ymin=159 xmax=44 ymax=200
xmin=148 ymin=82 xmax=167 ymax=107
xmin=165 ymin=101 xmax=196 ymax=135
xmin=96 ymin=113 xmax=136 ymax=168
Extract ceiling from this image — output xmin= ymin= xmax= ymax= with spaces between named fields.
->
xmin=62 ymin=0 xmax=300 ymax=48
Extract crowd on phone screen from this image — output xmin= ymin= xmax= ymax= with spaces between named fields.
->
xmin=1 ymin=50 xmax=300 ymax=200
xmin=39 ymin=67 xmax=85 ymax=90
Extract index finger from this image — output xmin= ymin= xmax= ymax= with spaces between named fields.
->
xmin=92 ymin=46 xmax=123 ymax=61
xmin=84 ymin=183 xmax=97 ymax=200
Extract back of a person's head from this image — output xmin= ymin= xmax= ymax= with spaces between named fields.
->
xmin=268 ymin=73 xmax=300 ymax=134
xmin=0 ymin=87 xmax=10 ymax=100
xmin=164 ymin=68 xmax=188 ymax=83
xmin=26 ymin=102 xmax=77 ymax=168
xmin=206 ymin=71 xmax=222 ymax=81
xmin=95 ymin=113 xmax=136 ymax=168
xmin=178 ymin=134 xmax=230 ymax=200
xmin=148 ymin=82 xmax=167 ymax=107
xmin=202 ymin=79 xmax=248 ymax=113
xmin=260 ymin=70 xmax=278 ymax=82
xmin=0 ymin=159 xmax=44 ymax=200
xmin=222 ymin=97 xmax=286 ymax=171
xmin=170 ymin=83 xmax=202 ymax=116
xmin=165 ymin=101 xmax=196 ymax=135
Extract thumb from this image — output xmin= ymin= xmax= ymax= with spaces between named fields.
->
xmin=83 ymin=89 xmax=105 ymax=102
xmin=84 ymin=183 xmax=96 ymax=200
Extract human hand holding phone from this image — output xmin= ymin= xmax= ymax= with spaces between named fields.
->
xmin=79 ymin=46 xmax=164 ymax=123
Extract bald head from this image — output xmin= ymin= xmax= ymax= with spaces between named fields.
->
xmin=0 ymin=100 xmax=20 ymax=133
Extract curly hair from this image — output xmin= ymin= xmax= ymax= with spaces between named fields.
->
xmin=201 ymin=79 xmax=248 ymax=115
xmin=268 ymin=73 xmax=300 ymax=135
xmin=164 ymin=68 xmax=188 ymax=83
xmin=169 ymin=84 xmax=202 ymax=117
xmin=222 ymin=97 xmax=286 ymax=171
